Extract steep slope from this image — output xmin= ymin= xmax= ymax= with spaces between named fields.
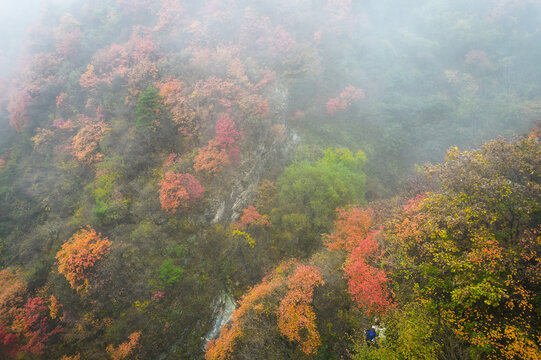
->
xmin=0 ymin=1 xmax=539 ymax=359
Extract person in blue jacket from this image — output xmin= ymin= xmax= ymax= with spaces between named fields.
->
xmin=365 ymin=325 xmax=379 ymax=348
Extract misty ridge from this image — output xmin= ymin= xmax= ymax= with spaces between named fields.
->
xmin=0 ymin=1 xmax=539 ymax=359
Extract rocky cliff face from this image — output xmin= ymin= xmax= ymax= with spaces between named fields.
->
xmin=208 ymin=82 xmax=299 ymax=224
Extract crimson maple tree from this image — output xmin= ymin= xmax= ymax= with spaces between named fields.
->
xmin=16 ymin=297 xmax=63 ymax=355
xmin=326 ymin=207 xmax=392 ymax=315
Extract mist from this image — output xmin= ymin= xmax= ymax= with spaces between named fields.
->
xmin=0 ymin=0 xmax=65 ymax=75
xmin=0 ymin=1 xmax=539 ymax=359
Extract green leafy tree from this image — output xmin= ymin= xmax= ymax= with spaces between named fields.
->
xmin=351 ymin=301 xmax=440 ymax=360
xmin=135 ymin=85 xmax=159 ymax=132
xmin=274 ymin=147 xmax=366 ymax=253
xmin=159 ymin=258 xmax=183 ymax=286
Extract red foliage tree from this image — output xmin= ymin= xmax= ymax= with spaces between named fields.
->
xmin=52 ymin=118 xmax=75 ymax=131
xmin=326 ymin=86 xmax=365 ymax=115
xmin=193 ymin=76 xmax=243 ymax=108
xmin=159 ymin=172 xmax=205 ymax=214
xmin=344 ymin=230 xmax=392 ymax=314
xmin=91 ymin=44 xmax=129 ymax=83
xmin=194 ymin=115 xmax=241 ymax=175
xmin=252 ymin=69 xmax=275 ymax=92
xmin=126 ymin=26 xmax=156 ymax=62
xmin=56 ymin=92 xmax=68 ymax=110
xmin=86 ymin=26 xmax=156 ymax=91
xmin=56 ymin=226 xmax=111 ymax=292
xmin=240 ymin=13 xmax=296 ymax=56
xmin=7 ymin=90 xmax=32 ymax=132
xmin=234 ymin=206 xmax=270 ymax=230
xmin=0 ymin=324 xmax=19 ymax=358
xmin=214 ymin=114 xmax=241 ymax=163
xmin=260 ymin=24 xmax=296 ymax=55
xmin=327 ymin=207 xmax=392 ymax=315
xmin=15 ymin=297 xmax=63 ymax=355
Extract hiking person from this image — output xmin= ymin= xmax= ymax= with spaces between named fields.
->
xmin=365 ymin=326 xmax=378 ymax=348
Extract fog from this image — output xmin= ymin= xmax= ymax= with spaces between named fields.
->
xmin=0 ymin=1 xmax=73 ymax=75
xmin=0 ymin=1 xmax=539 ymax=358
xmin=1 ymin=0 xmax=540 ymax=187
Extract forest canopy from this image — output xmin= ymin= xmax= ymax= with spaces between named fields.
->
xmin=0 ymin=0 xmax=539 ymax=359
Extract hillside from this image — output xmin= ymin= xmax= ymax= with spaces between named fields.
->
xmin=0 ymin=1 xmax=539 ymax=359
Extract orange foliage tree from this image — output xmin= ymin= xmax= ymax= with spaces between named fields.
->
xmin=156 ymin=78 xmax=197 ymax=137
xmin=60 ymin=354 xmax=80 ymax=360
xmin=0 ymin=268 xmax=27 ymax=358
xmin=205 ymin=266 xmax=285 ymax=360
xmin=106 ymin=331 xmax=142 ymax=360
xmin=71 ymin=121 xmax=110 ymax=166
xmin=80 ymin=26 xmax=157 ymax=100
xmin=194 ymin=115 xmax=241 ymax=176
xmin=193 ymin=140 xmax=232 ymax=176
xmin=0 ymin=268 xmax=28 ymax=326
xmin=56 ymin=226 xmax=111 ymax=292
xmin=79 ymin=64 xmax=100 ymax=90
xmin=325 ymin=207 xmax=373 ymax=252
xmin=276 ymin=264 xmax=324 ymax=355
xmin=206 ymin=261 xmax=325 ymax=359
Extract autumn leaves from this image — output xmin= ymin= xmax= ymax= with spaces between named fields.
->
xmin=206 ymin=206 xmax=392 ymax=359
xmin=56 ymin=226 xmax=111 ymax=293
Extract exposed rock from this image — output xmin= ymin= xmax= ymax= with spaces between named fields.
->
xmin=211 ymin=81 xmax=300 ymax=224
xmin=203 ymin=292 xmax=236 ymax=345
